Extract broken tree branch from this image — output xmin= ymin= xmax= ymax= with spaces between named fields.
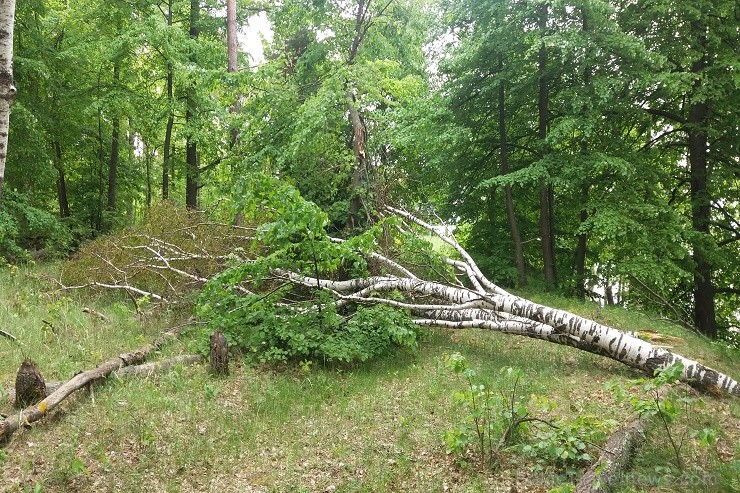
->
xmin=0 ymin=328 xmax=16 ymax=342
xmin=0 ymin=320 xmax=193 ymax=443
xmin=49 ymin=205 xmax=740 ymax=397
xmin=114 ymin=354 xmax=203 ymax=378
xmin=3 ymin=354 xmax=203 ymax=407
xmin=82 ymin=307 xmax=110 ymax=322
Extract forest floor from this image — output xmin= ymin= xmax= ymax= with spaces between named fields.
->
xmin=0 ymin=265 xmax=738 ymax=493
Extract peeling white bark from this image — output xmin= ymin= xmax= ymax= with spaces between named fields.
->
xmin=281 ymin=269 xmax=738 ymax=395
xmin=387 ymin=206 xmax=511 ymax=296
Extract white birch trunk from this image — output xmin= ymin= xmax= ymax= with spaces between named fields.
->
xmin=58 ymin=210 xmax=740 ymax=397
xmin=276 ymin=270 xmax=739 ymax=396
xmin=266 ymin=205 xmax=740 ymax=396
xmin=0 ymin=0 xmax=17 ymax=202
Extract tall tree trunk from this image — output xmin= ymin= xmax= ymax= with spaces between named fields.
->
xmin=227 ymin=0 xmax=240 ymax=147
xmin=574 ymin=184 xmax=589 ymax=299
xmin=0 ymin=0 xmax=17 ymax=205
xmin=162 ymin=0 xmax=174 ymax=200
xmin=185 ymin=0 xmax=200 ymax=210
xmin=163 ymin=65 xmax=173 ymax=200
xmin=95 ymin=108 xmax=105 ymax=231
xmin=227 ymin=0 xmax=238 ymax=73
xmin=145 ymin=143 xmax=152 ymax=208
xmin=107 ymin=62 xmax=121 ymax=215
xmin=497 ymin=65 xmax=526 ymax=287
xmin=574 ymin=6 xmax=591 ymax=300
xmin=688 ymin=23 xmax=716 ymax=338
xmin=347 ymin=91 xmax=367 ymax=230
xmin=344 ymin=0 xmax=372 ymax=230
xmin=52 ymin=141 xmax=70 ymax=218
xmin=537 ymin=1 xmax=556 ymax=288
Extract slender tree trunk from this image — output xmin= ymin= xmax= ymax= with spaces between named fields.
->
xmin=574 ymin=7 xmax=591 ymax=300
xmin=107 ymin=62 xmax=120 ymax=215
xmin=227 ymin=0 xmax=238 ymax=73
xmin=162 ymin=0 xmax=173 ymax=200
xmin=227 ymin=0 xmax=240 ymax=147
xmin=145 ymin=143 xmax=152 ymax=208
xmin=344 ymin=0 xmax=372 ymax=230
xmin=688 ymin=23 xmax=716 ymax=338
xmin=537 ymin=2 xmax=556 ymax=289
xmin=497 ymin=65 xmax=526 ymax=287
xmin=163 ymin=67 xmax=173 ymax=200
xmin=605 ymin=284 xmax=615 ymax=306
xmin=52 ymin=140 xmax=70 ymax=218
xmin=95 ymin=108 xmax=106 ymax=231
xmin=185 ymin=0 xmax=200 ymax=209
xmin=347 ymin=91 xmax=367 ymax=230
xmin=574 ymin=184 xmax=589 ymax=299
xmin=185 ymin=122 xmax=198 ymax=208
xmin=0 ymin=0 xmax=17 ymax=206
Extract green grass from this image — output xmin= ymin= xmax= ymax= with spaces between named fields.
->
xmin=1 ymin=266 xmax=738 ymax=493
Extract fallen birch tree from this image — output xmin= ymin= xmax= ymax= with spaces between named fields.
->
xmin=54 ymin=186 xmax=740 ymax=397
xmin=251 ymin=206 xmax=738 ymax=396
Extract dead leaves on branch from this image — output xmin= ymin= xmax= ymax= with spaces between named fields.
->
xmin=58 ymin=202 xmax=256 ymax=304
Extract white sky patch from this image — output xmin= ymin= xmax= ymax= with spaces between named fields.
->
xmin=238 ymin=12 xmax=273 ymax=66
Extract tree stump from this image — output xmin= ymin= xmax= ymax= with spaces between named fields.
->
xmin=15 ymin=359 xmax=47 ymax=408
xmin=209 ymin=331 xmax=229 ymax=376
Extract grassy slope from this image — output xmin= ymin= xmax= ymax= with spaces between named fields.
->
xmin=0 ymin=266 xmax=738 ymax=493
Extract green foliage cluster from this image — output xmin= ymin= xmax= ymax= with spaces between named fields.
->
xmin=196 ymin=173 xmax=424 ymax=364
xmin=444 ymin=353 xmax=615 ymax=473
xmin=426 ymin=0 xmax=740 ymax=339
xmin=197 ymin=287 xmax=419 ymax=364
xmin=0 ymin=190 xmax=74 ymax=264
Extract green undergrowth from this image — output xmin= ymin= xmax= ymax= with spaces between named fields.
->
xmin=1 ymin=266 xmax=738 ymax=493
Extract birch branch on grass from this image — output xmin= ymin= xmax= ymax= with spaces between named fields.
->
xmin=0 ymin=320 xmax=193 ymax=443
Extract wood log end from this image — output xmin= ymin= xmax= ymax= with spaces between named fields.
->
xmin=209 ymin=331 xmax=229 ymax=376
xmin=14 ymin=359 xmax=47 ymax=409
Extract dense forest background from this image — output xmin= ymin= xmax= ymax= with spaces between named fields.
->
xmin=0 ymin=0 xmax=738 ymax=339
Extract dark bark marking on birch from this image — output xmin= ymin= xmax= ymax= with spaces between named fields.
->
xmin=608 ymin=336 xmax=616 ymax=351
xmin=615 ymin=332 xmax=624 ymax=356
xmin=645 ymin=353 xmax=671 ymax=373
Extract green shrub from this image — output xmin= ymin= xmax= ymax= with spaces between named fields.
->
xmin=194 ymin=173 xmax=424 ymax=364
xmin=0 ymin=190 xmax=73 ymax=263
xmin=196 ymin=283 xmax=420 ymax=363
xmin=444 ymin=352 xmax=616 ymax=472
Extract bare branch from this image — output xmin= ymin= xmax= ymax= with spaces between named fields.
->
xmin=0 ymin=329 xmax=16 ymax=342
xmin=386 ymin=206 xmax=510 ymax=296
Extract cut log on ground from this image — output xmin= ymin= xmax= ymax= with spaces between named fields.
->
xmin=0 ymin=320 xmax=193 ymax=443
xmin=575 ymin=385 xmax=672 ymax=492
xmin=3 ymin=354 xmax=203 ymax=409
xmin=575 ymin=417 xmax=647 ymax=492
